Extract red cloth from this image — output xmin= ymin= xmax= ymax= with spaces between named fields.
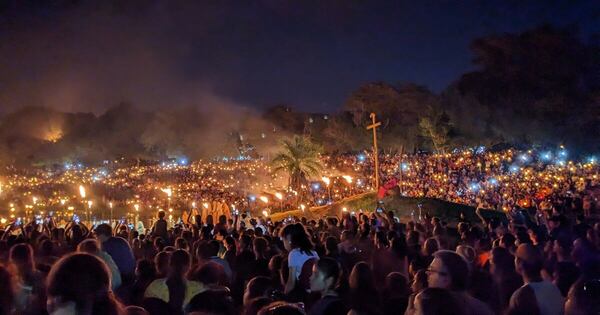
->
xmin=377 ymin=178 xmax=398 ymax=199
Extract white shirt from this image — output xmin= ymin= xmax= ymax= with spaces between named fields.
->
xmin=288 ymin=248 xmax=319 ymax=279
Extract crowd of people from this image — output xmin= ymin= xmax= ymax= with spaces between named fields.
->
xmin=1 ymin=187 xmax=599 ymax=315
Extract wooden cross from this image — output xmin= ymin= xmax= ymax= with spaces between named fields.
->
xmin=366 ymin=113 xmax=381 ymax=190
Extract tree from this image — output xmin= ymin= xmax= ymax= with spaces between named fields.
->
xmin=448 ymin=25 xmax=600 ymax=151
xmin=271 ymin=135 xmax=323 ymax=194
xmin=419 ymin=105 xmax=452 ymax=153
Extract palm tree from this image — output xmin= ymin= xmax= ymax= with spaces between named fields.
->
xmin=271 ymin=135 xmax=323 ymax=193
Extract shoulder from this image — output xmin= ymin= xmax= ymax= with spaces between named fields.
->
xmin=144 ymin=279 xmax=168 ymax=300
xmin=509 ymin=284 xmax=535 ymax=306
xmin=186 ymin=280 xmax=206 ymax=296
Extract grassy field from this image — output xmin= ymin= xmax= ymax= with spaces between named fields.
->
xmin=271 ymin=192 xmax=506 ymax=225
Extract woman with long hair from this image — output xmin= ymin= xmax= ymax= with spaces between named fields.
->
xmin=47 ymin=253 xmax=124 ymax=315
xmin=348 ymin=261 xmax=381 ymax=315
xmin=9 ymin=243 xmax=46 ymax=314
xmin=280 ymin=223 xmax=319 ymax=294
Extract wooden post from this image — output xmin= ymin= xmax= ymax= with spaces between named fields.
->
xmin=367 ymin=113 xmax=381 ymax=190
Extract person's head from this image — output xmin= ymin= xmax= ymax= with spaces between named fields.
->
xmin=244 ymin=276 xmax=273 ymax=307
xmin=224 ymin=236 xmax=236 ymax=250
xmin=39 ymin=239 xmax=55 ymax=257
xmin=257 ymin=301 xmax=306 ymax=315
xmin=553 ymin=262 xmax=581 ymax=297
xmin=47 ymin=253 xmax=122 ymax=315
xmin=175 ymin=237 xmax=189 ymax=251
xmin=500 ymin=233 xmax=516 ymax=250
xmin=168 ymin=249 xmax=191 ymax=278
xmin=489 ymin=246 xmax=515 ymax=276
xmin=77 ymin=239 xmax=101 ymax=254
xmin=154 ymin=251 xmax=170 ymax=277
xmin=422 ymin=238 xmax=439 ymax=257
xmin=124 ymin=305 xmax=149 ymax=315
xmin=324 ymin=236 xmax=338 ymax=255
xmin=310 ymin=257 xmax=341 ymax=293
xmin=455 ymin=245 xmax=476 ymax=265
xmin=244 ymin=297 xmax=273 ymax=315
xmin=375 ymin=231 xmax=389 ymax=248
xmin=94 ymin=224 xmax=113 ymax=242
xmin=565 ymin=279 xmax=600 ymax=315
xmin=186 ymin=288 xmax=236 ymax=315
xmin=280 ymin=223 xmax=313 ymax=254
xmin=427 ymin=250 xmax=469 ymax=291
xmin=135 ymin=259 xmax=156 ymax=280
xmin=9 ymin=243 xmax=35 ymax=273
xmin=385 ymin=272 xmax=408 ymax=297
xmin=412 ymin=269 xmax=428 ymax=293
xmin=190 ymin=261 xmax=227 ymax=286
xmin=349 ymin=261 xmax=375 ymax=291
xmin=514 ymin=244 xmax=543 ymax=280
xmin=253 ymin=237 xmax=269 ymax=258
xmin=158 ymin=210 xmax=165 ymax=219
xmin=414 ymin=287 xmax=463 ymax=315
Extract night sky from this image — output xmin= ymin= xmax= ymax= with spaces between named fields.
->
xmin=0 ymin=0 xmax=598 ymax=114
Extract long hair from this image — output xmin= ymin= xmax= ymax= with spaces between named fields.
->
xmin=166 ymin=249 xmax=190 ymax=312
xmin=281 ymin=223 xmax=314 ymax=255
xmin=47 ymin=253 xmax=123 ymax=315
xmin=9 ymin=243 xmax=36 ymax=284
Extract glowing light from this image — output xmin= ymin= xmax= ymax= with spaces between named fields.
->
xmin=262 ymin=210 xmax=269 ymax=217
xmin=300 ymin=204 xmax=306 ymax=211
xmin=357 ymin=154 xmax=366 ymax=162
xmin=588 ymin=156 xmax=597 ymax=164
xmin=469 ymin=183 xmax=480 ymax=192
xmin=60 ymin=199 xmax=66 ymax=205
xmin=322 ymin=177 xmax=330 ymax=186
xmin=342 ymin=207 xmax=347 ymax=212
xmin=192 ymin=202 xmax=196 ymax=208
xmin=401 ymin=163 xmax=409 ymax=171
xmin=312 ymin=183 xmax=321 ymax=190
xmin=275 ymin=192 xmax=283 ymax=200
xmin=509 ymin=165 xmax=520 ymax=173
xmin=488 ymin=178 xmax=498 ymax=185
xmin=79 ymin=185 xmax=86 ymax=199
xmin=259 ymin=196 xmax=269 ymax=203
xmin=161 ymin=188 xmax=172 ymax=197
xmin=519 ymin=154 xmax=529 ymax=163
xmin=342 ymin=175 xmax=353 ymax=183
xmin=32 ymin=196 xmax=38 ymax=204
xmin=109 ymin=202 xmax=113 ymax=208
xmin=558 ymin=149 xmax=568 ymax=158
xmin=134 ymin=204 xmax=139 ymax=212
xmin=88 ymin=200 xmax=93 ymax=208
xmin=249 ymin=195 xmax=256 ymax=202
xmin=540 ymin=152 xmax=553 ymax=161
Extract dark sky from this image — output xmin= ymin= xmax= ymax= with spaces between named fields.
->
xmin=0 ymin=0 xmax=598 ymax=114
